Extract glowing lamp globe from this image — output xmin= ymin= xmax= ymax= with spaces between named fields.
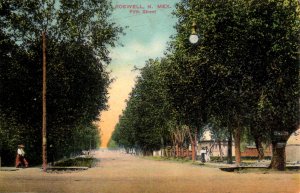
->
xmin=189 ymin=34 xmax=199 ymax=44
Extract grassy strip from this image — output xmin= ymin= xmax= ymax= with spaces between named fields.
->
xmin=209 ymin=156 xmax=271 ymax=162
xmin=53 ymin=157 xmax=98 ymax=168
xmin=144 ymin=156 xmax=195 ymax=164
xmin=145 ymin=156 xmax=299 ymax=173
xmin=144 ymin=156 xmax=262 ymax=167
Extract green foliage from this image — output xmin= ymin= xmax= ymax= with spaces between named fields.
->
xmin=112 ymin=59 xmax=174 ymax=153
xmin=170 ymin=0 xmax=299 ymax=168
xmin=145 ymin=156 xmax=192 ymax=163
xmin=171 ymin=0 xmax=299 ymax=138
xmin=107 ymin=139 xmax=118 ymax=149
xmin=113 ymin=0 xmax=299 ymax=169
xmin=0 ymin=0 xmax=123 ymax=165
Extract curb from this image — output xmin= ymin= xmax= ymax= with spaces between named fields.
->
xmin=45 ymin=166 xmax=89 ymax=171
xmin=0 ymin=167 xmax=20 ymax=171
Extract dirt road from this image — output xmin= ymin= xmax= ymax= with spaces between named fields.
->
xmin=0 ymin=150 xmax=299 ymax=193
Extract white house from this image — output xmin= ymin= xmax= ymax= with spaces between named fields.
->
xmin=286 ymin=128 xmax=300 ymax=162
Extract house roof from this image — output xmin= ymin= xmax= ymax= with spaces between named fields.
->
xmin=287 ymin=128 xmax=300 ymax=145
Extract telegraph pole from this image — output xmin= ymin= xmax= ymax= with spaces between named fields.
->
xmin=42 ymin=31 xmax=47 ymax=172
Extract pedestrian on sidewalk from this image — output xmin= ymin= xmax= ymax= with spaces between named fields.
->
xmin=15 ymin=144 xmax=29 ymax=168
xmin=205 ymin=146 xmax=210 ymax=162
xmin=200 ymin=147 xmax=206 ymax=163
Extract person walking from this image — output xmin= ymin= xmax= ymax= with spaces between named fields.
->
xmin=15 ymin=144 xmax=29 ymax=168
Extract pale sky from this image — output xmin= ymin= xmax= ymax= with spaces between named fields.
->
xmin=97 ymin=0 xmax=180 ymax=147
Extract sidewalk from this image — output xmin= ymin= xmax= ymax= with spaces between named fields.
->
xmin=196 ymin=161 xmax=235 ymax=168
xmin=197 ymin=160 xmax=300 ymax=169
xmin=0 ymin=167 xmax=19 ymax=171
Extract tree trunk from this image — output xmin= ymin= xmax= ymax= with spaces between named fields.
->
xmin=227 ymin=130 xmax=233 ymax=164
xmin=161 ymin=137 xmax=164 ymax=157
xmin=194 ymin=128 xmax=198 ymax=161
xmin=233 ymin=127 xmax=241 ymax=166
xmin=191 ymin=142 xmax=195 ymax=161
xmin=173 ymin=146 xmax=176 ymax=157
xmin=180 ymin=146 xmax=184 ymax=158
xmin=269 ymin=141 xmax=286 ymax=171
xmin=186 ymin=148 xmax=189 ymax=157
xmin=218 ymin=140 xmax=223 ymax=161
xmin=255 ymin=138 xmax=264 ymax=161
xmin=178 ymin=146 xmax=181 ymax=157
xmin=187 ymin=127 xmax=197 ymax=161
xmin=176 ymin=144 xmax=179 ymax=157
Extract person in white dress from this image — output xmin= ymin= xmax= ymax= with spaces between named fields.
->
xmin=15 ymin=144 xmax=28 ymax=168
xmin=205 ymin=146 xmax=211 ymax=162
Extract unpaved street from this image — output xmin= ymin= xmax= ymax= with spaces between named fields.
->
xmin=0 ymin=150 xmax=299 ymax=193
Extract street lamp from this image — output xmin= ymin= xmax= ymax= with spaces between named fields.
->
xmin=189 ymin=20 xmax=199 ymax=44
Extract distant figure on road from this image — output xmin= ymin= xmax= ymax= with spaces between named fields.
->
xmin=15 ymin=144 xmax=28 ymax=168
xmin=205 ymin=146 xmax=210 ymax=162
xmin=200 ymin=147 xmax=206 ymax=163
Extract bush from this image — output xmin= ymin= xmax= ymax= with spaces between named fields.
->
xmin=54 ymin=157 xmax=97 ymax=168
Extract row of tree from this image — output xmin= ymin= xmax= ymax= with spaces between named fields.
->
xmin=111 ymin=0 xmax=299 ymax=170
xmin=0 ymin=0 xmax=123 ymax=166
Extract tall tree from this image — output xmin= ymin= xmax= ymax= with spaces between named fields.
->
xmin=170 ymin=0 xmax=299 ymax=169
xmin=113 ymin=59 xmax=176 ymax=155
xmin=244 ymin=0 xmax=300 ymax=170
xmin=0 ymin=0 xmax=123 ymax=164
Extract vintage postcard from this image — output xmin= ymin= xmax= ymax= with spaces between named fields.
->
xmin=0 ymin=0 xmax=299 ymax=192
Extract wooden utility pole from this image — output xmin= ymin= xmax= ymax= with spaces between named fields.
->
xmin=42 ymin=31 xmax=47 ymax=172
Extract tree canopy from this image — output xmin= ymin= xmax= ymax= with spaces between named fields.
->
xmin=0 ymin=0 xmax=123 ymax=165
xmin=112 ymin=0 xmax=299 ymax=170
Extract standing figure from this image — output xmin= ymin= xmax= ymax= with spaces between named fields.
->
xmin=205 ymin=146 xmax=211 ymax=162
xmin=15 ymin=144 xmax=28 ymax=168
xmin=200 ymin=147 xmax=206 ymax=163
